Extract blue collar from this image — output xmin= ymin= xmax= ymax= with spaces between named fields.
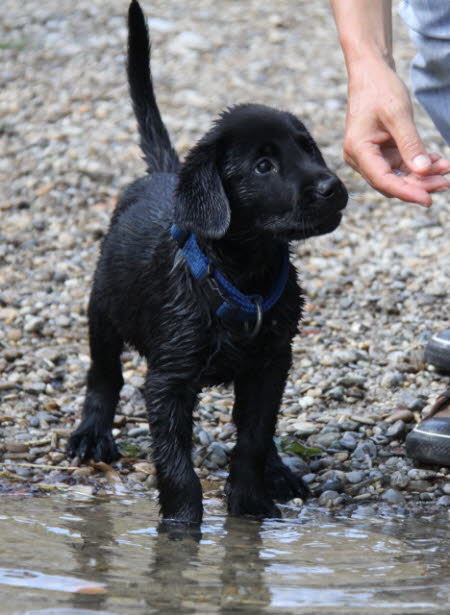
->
xmin=171 ymin=225 xmax=290 ymax=335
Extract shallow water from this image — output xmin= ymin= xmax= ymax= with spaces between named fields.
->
xmin=0 ymin=494 xmax=449 ymax=615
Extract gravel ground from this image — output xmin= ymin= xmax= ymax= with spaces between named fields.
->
xmin=1 ymin=0 xmax=449 ymax=514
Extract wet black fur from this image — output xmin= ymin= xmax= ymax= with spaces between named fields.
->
xmin=67 ymin=0 xmax=348 ymax=523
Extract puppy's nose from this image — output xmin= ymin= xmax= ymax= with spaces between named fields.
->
xmin=315 ymin=175 xmax=339 ymax=198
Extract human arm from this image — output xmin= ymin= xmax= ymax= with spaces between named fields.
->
xmin=330 ymin=0 xmax=450 ymax=206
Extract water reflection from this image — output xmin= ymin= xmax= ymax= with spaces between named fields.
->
xmin=62 ymin=500 xmax=272 ymax=614
xmin=1 ymin=496 xmax=450 ymax=614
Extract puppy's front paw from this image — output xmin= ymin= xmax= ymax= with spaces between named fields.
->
xmin=227 ymin=487 xmax=281 ymax=519
xmin=66 ymin=426 xmax=121 ymax=464
xmin=265 ymin=460 xmax=309 ymax=502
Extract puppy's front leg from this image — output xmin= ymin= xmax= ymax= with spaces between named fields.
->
xmin=228 ymin=351 xmax=292 ymax=518
xmin=145 ymin=370 xmax=203 ymax=524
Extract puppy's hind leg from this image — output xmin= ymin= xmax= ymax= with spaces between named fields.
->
xmin=67 ymin=300 xmax=124 ymax=464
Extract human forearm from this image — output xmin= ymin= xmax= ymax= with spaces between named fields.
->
xmin=330 ymin=0 xmax=450 ymax=204
xmin=330 ymin=0 xmax=394 ymax=73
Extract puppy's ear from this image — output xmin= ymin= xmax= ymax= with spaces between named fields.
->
xmin=174 ymin=139 xmax=230 ymax=239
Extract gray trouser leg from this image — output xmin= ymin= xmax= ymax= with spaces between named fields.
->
xmin=399 ymin=0 xmax=450 ymax=146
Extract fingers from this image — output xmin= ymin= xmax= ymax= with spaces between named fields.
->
xmin=383 ymin=97 xmax=433 ymax=175
xmin=428 ymin=154 xmax=450 ymax=175
xmin=346 ymin=143 xmax=433 ymax=206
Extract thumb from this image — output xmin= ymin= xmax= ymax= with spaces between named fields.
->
xmin=388 ymin=113 xmax=431 ymax=174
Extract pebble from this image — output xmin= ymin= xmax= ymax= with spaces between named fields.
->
xmin=313 ymin=430 xmax=340 ymax=449
xmin=5 ymin=441 xmax=29 ymax=453
xmin=442 ymin=484 xmax=450 ymax=496
xmin=321 ymin=478 xmax=344 ymax=493
xmin=382 ymin=489 xmax=406 ymax=505
xmin=128 ymin=426 xmax=149 ymax=437
xmin=319 ymin=490 xmax=342 ymax=507
xmin=207 ymin=442 xmax=228 ymax=467
xmin=386 ymin=409 xmax=414 ymax=424
xmin=436 ymin=496 xmax=450 ymax=506
xmin=353 ymin=441 xmax=377 ymax=461
xmin=338 ymin=433 xmax=357 ymax=451
xmin=292 ymin=421 xmax=318 ymax=436
xmin=390 ymin=471 xmax=409 ymax=489
xmin=346 ymin=471 xmax=364 ymax=484
xmin=386 ymin=420 xmax=405 ymax=439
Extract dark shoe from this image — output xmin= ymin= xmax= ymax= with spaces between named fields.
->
xmin=405 ymin=389 xmax=450 ymax=467
xmin=424 ymin=329 xmax=450 ymax=374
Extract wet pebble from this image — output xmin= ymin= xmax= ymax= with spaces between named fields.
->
xmin=338 ymin=433 xmax=358 ymax=450
xmin=346 ymin=471 xmax=364 ymax=484
xmin=381 ymin=489 xmax=405 ymax=505
xmin=353 ymin=441 xmax=377 ymax=461
xmin=386 ymin=420 xmax=405 ymax=439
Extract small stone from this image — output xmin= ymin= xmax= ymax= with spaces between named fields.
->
xmin=144 ymin=474 xmax=157 ymax=489
xmin=133 ymin=462 xmax=155 ymax=475
xmin=302 ymin=473 xmax=316 ymax=484
xmin=49 ymin=452 xmax=65 ymax=463
xmin=338 ymin=433 xmax=357 ymax=451
xmin=386 ymin=420 xmax=405 ymax=439
xmin=7 ymin=329 xmax=21 ymax=341
xmin=128 ymin=472 xmax=147 ymax=483
xmin=353 ymin=441 xmax=377 ymax=461
xmin=346 ymin=471 xmax=364 ymax=484
xmin=386 ymin=409 xmax=414 ymax=424
xmin=442 ymin=483 xmax=450 ymax=495
xmin=407 ymin=469 xmax=437 ymax=481
xmin=334 ymin=452 xmax=349 ymax=462
xmin=314 ymin=430 xmax=340 ymax=449
xmin=408 ymin=480 xmax=432 ymax=492
xmin=5 ymin=440 xmax=29 ymax=453
xmin=298 ymin=396 xmax=315 ymax=410
xmin=292 ymin=421 xmax=318 ymax=436
xmin=72 ymin=467 xmax=94 ymax=477
xmin=128 ymin=426 xmax=149 ymax=437
xmin=24 ymin=317 xmax=45 ymax=333
xmin=338 ymin=375 xmax=366 ymax=388
xmin=381 ymin=488 xmax=405 ymax=505
xmin=437 ymin=495 xmax=450 ymax=506
xmin=198 ymin=429 xmax=213 ymax=446
xmin=350 ymin=415 xmax=375 ymax=426
xmin=208 ymin=442 xmax=228 ymax=467
xmin=338 ymin=419 xmax=359 ymax=431
xmin=390 ymin=471 xmax=409 ymax=489
xmin=382 ymin=371 xmax=405 ymax=389
xmin=281 ymin=455 xmax=309 ymax=475
xmin=327 ymin=386 xmax=344 ymax=401
xmin=319 ymin=490 xmax=342 ymax=506
xmin=71 ymin=485 xmax=95 ymax=497
xmin=321 ymin=478 xmax=344 ymax=493
xmin=290 ymin=498 xmax=304 ymax=507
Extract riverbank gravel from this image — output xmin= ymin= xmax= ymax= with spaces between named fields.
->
xmin=1 ymin=0 xmax=449 ymax=515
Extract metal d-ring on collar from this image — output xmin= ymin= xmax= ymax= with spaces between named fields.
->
xmin=170 ymin=225 xmax=289 ymax=336
xmin=244 ymin=297 xmax=263 ymax=338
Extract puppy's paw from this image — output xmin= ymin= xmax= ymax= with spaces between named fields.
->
xmin=265 ymin=460 xmax=309 ymax=502
xmin=227 ymin=488 xmax=281 ymax=519
xmin=66 ymin=427 xmax=121 ymax=464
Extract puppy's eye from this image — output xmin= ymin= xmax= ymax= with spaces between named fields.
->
xmin=255 ymin=158 xmax=276 ymax=175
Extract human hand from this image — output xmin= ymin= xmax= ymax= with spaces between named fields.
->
xmin=344 ymin=59 xmax=450 ymax=206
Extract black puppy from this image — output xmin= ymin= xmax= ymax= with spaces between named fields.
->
xmin=67 ymin=0 xmax=347 ymax=523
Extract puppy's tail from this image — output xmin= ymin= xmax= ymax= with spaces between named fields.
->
xmin=127 ymin=0 xmax=179 ymax=173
